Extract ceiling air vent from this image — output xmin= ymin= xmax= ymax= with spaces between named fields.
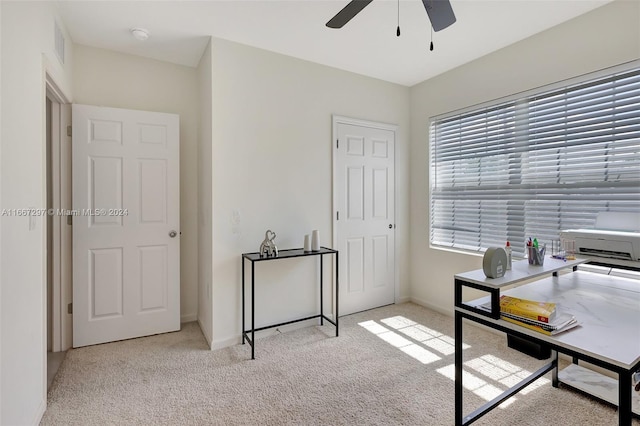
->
xmin=54 ymin=21 xmax=65 ymax=65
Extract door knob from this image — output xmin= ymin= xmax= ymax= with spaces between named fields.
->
xmin=169 ymin=230 xmax=177 ymax=238
xmin=389 ymin=224 xmax=393 ymax=229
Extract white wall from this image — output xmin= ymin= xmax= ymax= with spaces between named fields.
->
xmin=409 ymin=0 xmax=640 ymax=313
xmin=197 ymin=39 xmax=214 ymax=347
xmin=0 ymin=2 xmax=74 ymax=424
xmin=0 ymin=2 xmax=3 ymax=420
xmin=72 ymin=45 xmax=200 ymax=324
xmin=209 ymin=38 xmax=411 ymax=348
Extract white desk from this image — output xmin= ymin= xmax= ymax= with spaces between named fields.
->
xmin=454 ymin=259 xmax=640 ymax=426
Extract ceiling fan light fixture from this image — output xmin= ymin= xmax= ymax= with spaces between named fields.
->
xmin=326 ymin=0 xmax=456 ymax=33
xmin=130 ymin=28 xmax=150 ymax=41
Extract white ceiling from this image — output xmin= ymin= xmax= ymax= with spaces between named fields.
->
xmin=55 ymin=0 xmax=613 ymax=87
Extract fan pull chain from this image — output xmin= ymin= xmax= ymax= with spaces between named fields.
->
xmin=430 ymin=25 xmax=434 ymax=51
xmin=396 ymin=0 xmax=401 ymax=36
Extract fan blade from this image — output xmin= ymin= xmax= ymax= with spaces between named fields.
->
xmin=421 ymin=0 xmax=456 ymax=32
xmin=326 ymin=0 xmax=374 ymax=29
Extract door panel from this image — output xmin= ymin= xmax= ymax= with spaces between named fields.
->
xmin=346 ymin=237 xmax=365 ymax=293
xmin=72 ymin=104 xmax=180 ymax=347
xmin=139 ymin=159 xmax=167 ymax=224
xmin=90 ymin=119 xmax=122 ymax=144
xmin=372 ymin=235 xmax=388 ymax=288
xmin=372 ymin=168 xmax=388 ymax=219
xmin=347 ymin=166 xmax=364 ymax=219
xmin=89 ymin=156 xmax=123 ymax=226
xmin=139 ymin=123 xmax=167 ymax=146
xmin=336 ymin=120 xmax=395 ymax=315
xmin=90 ymin=248 xmax=123 ymax=318
xmin=139 ymin=245 xmax=168 ymax=311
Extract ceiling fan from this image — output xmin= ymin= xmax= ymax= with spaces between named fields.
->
xmin=326 ymin=0 xmax=456 ymax=32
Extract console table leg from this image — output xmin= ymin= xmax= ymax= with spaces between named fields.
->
xmin=335 ymin=253 xmax=339 ymax=337
xmin=241 ymin=258 xmax=245 ymax=345
xmin=251 ymin=262 xmax=255 ymax=360
xmin=320 ymin=255 xmax=324 ymax=326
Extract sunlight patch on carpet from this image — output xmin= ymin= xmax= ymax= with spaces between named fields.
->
xmin=437 ymin=364 xmax=517 ymax=408
xmin=436 ymin=354 xmax=549 ymax=408
xmin=381 ymin=315 xmax=470 ymax=355
xmin=358 ymin=320 xmax=441 ymax=364
xmin=466 ymin=354 xmax=550 ymax=395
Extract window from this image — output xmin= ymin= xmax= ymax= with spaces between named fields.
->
xmin=429 ymin=65 xmax=640 ymax=258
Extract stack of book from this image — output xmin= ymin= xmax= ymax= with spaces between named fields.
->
xmin=481 ymin=295 xmax=579 ymax=335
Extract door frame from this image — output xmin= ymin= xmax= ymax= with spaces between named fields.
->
xmin=331 ymin=115 xmax=399 ymax=313
xmin=45 ymin=72 xmax=72 ymax=353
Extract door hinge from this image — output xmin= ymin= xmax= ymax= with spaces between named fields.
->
xmin=67 ymin=125 xmax=72 ymax=137
xmin=67 ymin=215 xmax=72 ymax=226
xmin=336 ymin=139 xmax=339 ymax=149
xmin=67 ymin=303 xmax=72 ymax=314
xmin=336 ymin=211 xmax=339 ymax=221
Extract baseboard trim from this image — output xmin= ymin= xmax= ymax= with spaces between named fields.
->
xmin=197 ymin=318 xmax=213 ymax=350
xmin=212 ymin=335 xmax=242 ymax=351
xmin=33 ymin=396 xmax=46 ymax=425
xmin=395 ymin=296 xmax=411 ymax=304
xmin=181 ymin=313 xmax=197 ymax=324
xmin=409 ymin=296 xmax=453 ymax=316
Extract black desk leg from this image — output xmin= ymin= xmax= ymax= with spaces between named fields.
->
xmin=618 ymin=371 xmax=632 ymax=426
xmin=335 ymin=253 xmax=339 ymax=337
xmin=455 ymin=310 xmax=463 ymax=426
xmin=251 ymin=261 xmax=255 ymax=360
xmin=320 ymin=254 xmax=324 ymax=326
xmin=241 ymin=258 xmax=245 ymax=344
xmin=551 ymin=350 xmax=559 ymax=387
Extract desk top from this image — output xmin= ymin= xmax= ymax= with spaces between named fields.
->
xmin=454 ymin=257 xmax=586 ymax=289
xmin=461 ymin=270 xmax=640 ymax=369
xmin=243 ymin=247 xmax=337 ymax=262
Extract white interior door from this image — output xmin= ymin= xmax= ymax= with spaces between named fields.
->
xmin=72 ymin=104 xmax=180 ymax=347
xmin=334 ymin=118 xmax=396 ymax=316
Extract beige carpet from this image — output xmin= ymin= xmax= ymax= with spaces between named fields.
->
xmin=42 ymin=303 xmax=638 ymax=425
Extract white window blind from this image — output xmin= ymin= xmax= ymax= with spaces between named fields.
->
xmin=430 ymin=67 xmax=640 ymax=258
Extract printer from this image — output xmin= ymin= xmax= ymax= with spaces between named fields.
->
xmin=561 ymin=212 xmax=640 ymax=262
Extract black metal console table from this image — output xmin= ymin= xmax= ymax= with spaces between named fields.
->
xmin=241 ymin=247 xmax=339 ymax=359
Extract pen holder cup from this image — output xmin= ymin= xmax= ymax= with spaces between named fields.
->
xmin=527 ymin=246 xmax=546 ymax=266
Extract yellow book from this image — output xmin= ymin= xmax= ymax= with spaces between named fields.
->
xmin=499 ymin=295 xmax=556 ymax=323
